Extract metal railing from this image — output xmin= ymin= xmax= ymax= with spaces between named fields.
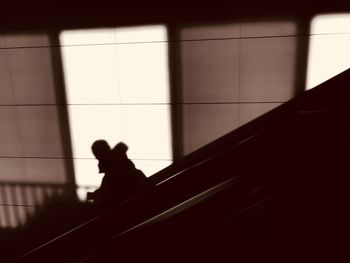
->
xmin=0 ymin=182 xmax=96 ymax=228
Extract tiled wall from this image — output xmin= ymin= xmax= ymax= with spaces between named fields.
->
xmin=175 ymin=21 xmax=300 ymax=154
xmin=0 ymin=32 xmax=73 ymax=227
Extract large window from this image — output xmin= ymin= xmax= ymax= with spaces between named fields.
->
xmin=307 ymin=14 xmax=350 ymax=89
xmin=59 ymin=25 xmax=172 ymax=199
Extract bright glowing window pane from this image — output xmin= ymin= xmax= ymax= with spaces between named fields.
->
xmin=73 ymin=159 xmax=100 ymax=186
xmin=121 ymin=105 xmax=172 ymax=160
xmin=115 ymin=25 xmax=167 ymax=43
xmin=61 ymin=45 xmax=120 ymax=104
xmin=60 ymin=25 xmax=172 ymax=190
xmin=311 ymin=14 xmax=350 ymax=34
xmin=117 ymin=43 xmax=170 ymax=103
xmin=132 ymin=160 xmax=173 ymax=177
xmin=67 ymin=105 xmax=124 ymax=158
xmin=307 ymin=14 xmax=350 ymax=90
xmin=60 ymin=28 xmax=116 ymax=45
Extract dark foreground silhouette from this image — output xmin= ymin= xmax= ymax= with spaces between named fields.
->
xmin=88 ymin=140 xmax=149 ymax=209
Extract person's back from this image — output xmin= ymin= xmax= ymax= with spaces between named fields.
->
xmin=110 ymin=143 xmax=149 ymax=197
xmin=88 ymin=141 xmax=149 ymax=210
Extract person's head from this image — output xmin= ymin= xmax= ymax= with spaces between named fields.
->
xmin=114 ymin=142 xmax=128 ymax=153
xmin=91 ymin=140 xmax=111 ymax=160
xmin=111 ymin=142 xmax=128 ymax=159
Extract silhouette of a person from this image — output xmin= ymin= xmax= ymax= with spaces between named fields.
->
xmin=87 ymin=140 xmax=149 ymax=209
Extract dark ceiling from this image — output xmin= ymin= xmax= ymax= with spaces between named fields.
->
xmin=1 ymin=0 xmax=350 ymax=30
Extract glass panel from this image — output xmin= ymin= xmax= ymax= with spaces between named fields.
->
xmin=61 ymin=45 xmax=120 ymax=104
xmin=60 ymin=25 xmax=172 ymax=192
xmin=116 ymin=25 xmax=167 ymax=43
xmin=311 ymin=14 xmax=350 ymax=34
xmin=60 ymin=28 xmax=116 ymax=46
xmin=73 ymin=158 xmax=101 ymax=187
xmin=132 ymin=159 xmax=172 ymax=177
xmin=117 ymin=42 xmax=170 ymax=104
xmin=121 ymin=105 xmax=172 ymax=160
xmin=307 ymin=14 xmax=350 ymax=90
xmin=67 ymin=105 xmax=124 ymax=158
